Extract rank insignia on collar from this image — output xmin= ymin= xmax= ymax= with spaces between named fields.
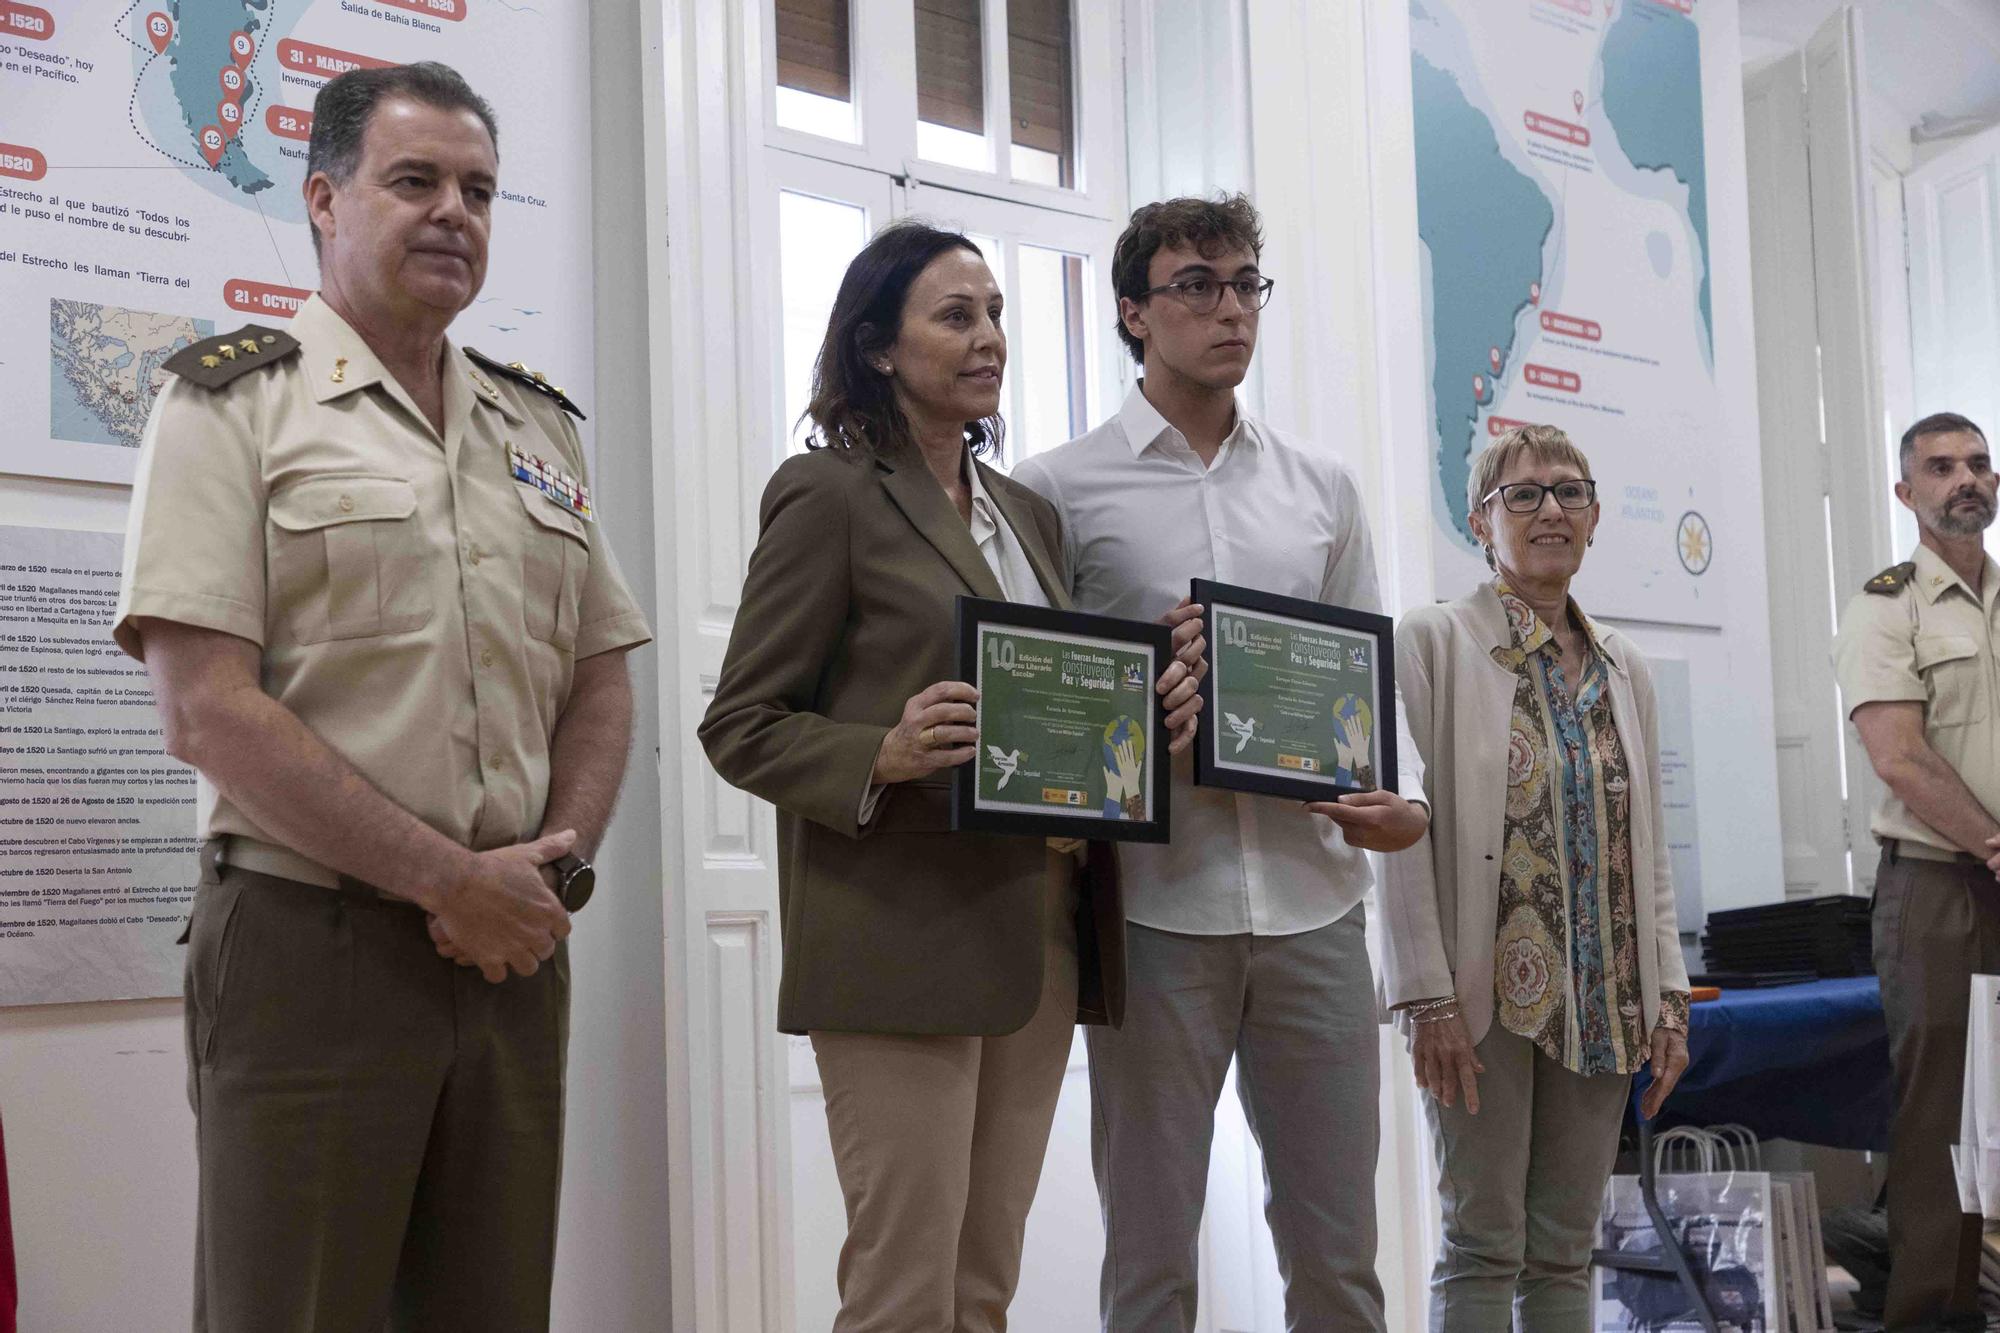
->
xmin=510 ymin=444 xmax=593 ymax=521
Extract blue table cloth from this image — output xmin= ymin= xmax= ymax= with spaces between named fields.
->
xmin=1632 ymin=976 xmax=1893 ymax=1151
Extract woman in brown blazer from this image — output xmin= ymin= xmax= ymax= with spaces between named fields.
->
xmin=700 ymin=222 xmax=1202 ymax=1333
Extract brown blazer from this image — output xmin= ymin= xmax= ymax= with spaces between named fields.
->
xmin=698 ymin=442 xmax=1127 ymax=1037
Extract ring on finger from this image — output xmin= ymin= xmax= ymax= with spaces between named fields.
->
xmin=920 ymin=725 xmax=936 ymax=747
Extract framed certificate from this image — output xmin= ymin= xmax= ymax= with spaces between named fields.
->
xmin=1191 ymin=578 xmax=1397 ymax=802
xmin=951 ymin=597 xmax=1173 ymax=844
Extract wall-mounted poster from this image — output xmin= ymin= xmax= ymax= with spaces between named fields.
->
xmin=0 ymin=526 xmax=197 ymax=1006
xmin=0 ymin=0 xmax=594 ymax=485
xmin=1411 ymin=0 xmax=1726 ymax=627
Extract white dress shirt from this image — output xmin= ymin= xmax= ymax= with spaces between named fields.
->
xmin=1011 ymin=383 xmax=1418 ymax=936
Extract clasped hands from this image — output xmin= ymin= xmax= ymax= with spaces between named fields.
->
xmin=421 ymin=828 xmax=576 ymax=984
xmin=870 ymin=599 xmax=1211 ymax=787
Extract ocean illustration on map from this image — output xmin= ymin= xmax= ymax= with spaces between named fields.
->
xmin=49 ymin=300 xmax=212 ymax=449
xmin=1411 ymin=0 xmax=1711 ymax=555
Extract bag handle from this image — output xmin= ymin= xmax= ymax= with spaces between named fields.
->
xmin=1711 ymin=1123 xmax=1762 ymax=1169
xmin=1653 ymin=1125 xmax=1718 ymax=1175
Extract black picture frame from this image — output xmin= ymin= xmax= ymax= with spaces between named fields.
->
xmin=951 ymin=596 xmax=1174 ymax=845
xmin=1191 ymin=577 xmax=1398 ymax=803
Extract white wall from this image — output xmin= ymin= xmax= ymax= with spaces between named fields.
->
xmin=0 ymin=5 xmax=675 ymax=1326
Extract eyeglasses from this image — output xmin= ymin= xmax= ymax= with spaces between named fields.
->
xmin=1137 ymin=274 xmax=1276 ymax=315
xmin=1479 ymin=478 xmax=1598 ymax=513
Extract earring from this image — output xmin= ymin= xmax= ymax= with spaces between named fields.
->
xmin=1586 ymin=535 xmax=1594 ymax=547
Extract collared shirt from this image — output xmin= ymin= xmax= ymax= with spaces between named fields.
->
xmin=1012 ymin=382 xmax=1415 ymax=936
xmin=1834 ymin=542 xmax=2000 ymax=856
xmin=1489 ymin=579 xmax=1687 ymax=1076
xmin=112 ymin=294 xmax=652 ymax=888
xmin=968 ymin=457 xmax=1050 ymax=610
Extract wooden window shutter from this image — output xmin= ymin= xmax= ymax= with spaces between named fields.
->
xmin=776 ymin=0 xmax=851 ymax=102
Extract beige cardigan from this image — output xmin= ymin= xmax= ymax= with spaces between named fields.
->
xmin=1381 ymin=583 xmax=1690 ymax=1045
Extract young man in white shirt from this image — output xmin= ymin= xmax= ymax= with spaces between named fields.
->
xmin=1011 ymin=194 xmax=1427 ymax=1333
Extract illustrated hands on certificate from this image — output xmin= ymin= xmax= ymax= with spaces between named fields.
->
xmin=1103 ymin=734 xmax=1144 ymax=819
xmin=1332 ymin=711 xmax=1369 ymax=777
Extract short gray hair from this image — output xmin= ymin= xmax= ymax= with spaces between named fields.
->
xmin=305 ymin=61 xmax=498 ymax=257
xmin=1467 ymin=424 xmax=1593 ymax=515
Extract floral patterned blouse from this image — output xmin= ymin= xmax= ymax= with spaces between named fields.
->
xmin=1491 ymin=579 xmax=1690 ymax=1076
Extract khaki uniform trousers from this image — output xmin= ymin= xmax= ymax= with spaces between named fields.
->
xmin=185 ymin=851 xmax=568 ymax=1333
xmin=1873 ymin=845 xmax=2000 ymax=1333
xmin=808 ymin=848 xmax=1081 ymax=1333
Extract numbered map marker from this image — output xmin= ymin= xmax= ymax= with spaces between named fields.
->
xmin=198 ymin=125 xmax=225 ymax=166
xmin=1529 ymin=281 xmax=1541 ymax=305
xmin=230 ymin=30 xmax=254 ymax=67
xmin=144 ymin=11 xmax=171 ymax=53
xmin=1573 ymin=90 xmax=1584 ymax=114
xmin=219 ymin=66 xmax=243 ymax=97
xmin=1489 ymin=346 xmax=1501 ymax=372
xmin=1472 ymin=374 xmax=1486 ymax=400
xmin=216 ymin=100 xmax=243 ymax=138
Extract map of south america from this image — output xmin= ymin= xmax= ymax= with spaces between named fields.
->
xmin=1411 ymin=0 xmax=1720 ymax=629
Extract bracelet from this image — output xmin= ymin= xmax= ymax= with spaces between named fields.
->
xmin=1412 ymin=1007 xmax=1461 ymax=1025
xmin=1403 ymin=996 xmax=1457 ymax=1018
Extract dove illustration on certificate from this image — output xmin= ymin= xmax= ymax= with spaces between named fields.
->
xmin=987 ymin=746 xmax=1023 ymax=789
xmin=1223 ymin=712 xmax=1260 ymax=755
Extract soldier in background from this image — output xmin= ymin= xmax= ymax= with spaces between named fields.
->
xmin=111 ymin=62 xmax=650 ymax=1330
xmin=1834 ymin=411 xmax=2000 ymax=1333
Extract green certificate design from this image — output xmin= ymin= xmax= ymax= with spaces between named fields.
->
xmin=973 ymin=624 xmax=1157 ymax=823
xmin=1192 ymin=579 xmax=1396 ymax=802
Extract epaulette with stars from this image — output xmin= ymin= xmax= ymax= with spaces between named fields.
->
xmin=464 ymin=348 xmax=586 ymax=421
xmin=161 ymin=325 xmax=299 ymax=389
xmin=1863 ymin=561 xmax=1917 ymax=596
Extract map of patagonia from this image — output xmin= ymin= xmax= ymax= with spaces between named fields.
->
xmin=50 ymin=298 xmax=212 ymax=447
xmin=0 ymin=0 xmax=590 ymax=486
xmin=1412 ymin=0 xmax=1724 ymax=627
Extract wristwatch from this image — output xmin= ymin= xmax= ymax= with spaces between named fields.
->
xmin=550 ymin=853 xmax=596 ymax=912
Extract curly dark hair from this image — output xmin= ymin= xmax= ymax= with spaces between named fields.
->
xmin=1110 ymin=193 xmax=1264 ymax=365
xmin=802 ymin=220 xmax=1004 ymax=460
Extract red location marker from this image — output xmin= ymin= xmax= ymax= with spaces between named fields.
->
xmin=220 ymin=65 xmax=244 ymax=98
xmin=198 ymin=125 xmax=226 ymax=167
xmin=1489 ymin=346 xmax=1502 ymax=372
xmin=230 ymin=30 xmax=254 ymax=67
xmin=143 ymin=10 xmax=171 ymax=52
xmin=1472 ymin=374 xmax=1486 ymax=399
xmin=1573 ymin=90 xmax=1584 ymax=114
xmin=1529 ymin=281 xmax=1542 ymax=305
xmin=216 ymin=99 xmax=243 ymax=138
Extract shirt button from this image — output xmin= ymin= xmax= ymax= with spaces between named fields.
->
xmin=488 ymin=755 xmax=503 ymax=770
xmin=338 ymin=494 xmax=354 ymax=513
xmin=480 ymin=648 xmax=495 ymax=668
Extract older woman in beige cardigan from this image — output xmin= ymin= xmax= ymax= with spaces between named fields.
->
xmin=1382 ymin=425 xmax=1691 ymax=1332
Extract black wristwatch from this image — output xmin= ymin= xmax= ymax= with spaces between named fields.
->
xmin=550 ymin=853 xmax=596 ymax=912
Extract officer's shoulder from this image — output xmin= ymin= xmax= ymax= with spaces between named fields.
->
xmin=1862 ymin=561 xmax=1918 ymax=597
xmin=161 ymin=325 xmax=299 ymax=391
xmin=466 ymin=347 xmax=586 ymax=421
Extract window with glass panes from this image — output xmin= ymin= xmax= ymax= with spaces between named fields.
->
xmin=760 ymin=0 xmax=1122 ymax=463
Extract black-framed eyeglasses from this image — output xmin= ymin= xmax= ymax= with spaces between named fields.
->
xmin=1479 ymin=478 xmax=1598 ymax=513
xmin=1137 ymin=274 xmax=1275 ymax=315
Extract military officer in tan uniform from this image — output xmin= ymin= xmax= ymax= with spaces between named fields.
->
xmin=1834 ymin=410 xmax=2000 ymax=1333
xmin=110 ymin=62 xmax=650 ymax=1331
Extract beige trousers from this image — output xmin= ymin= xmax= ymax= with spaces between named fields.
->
xmin=809 ymin=849 xmax=1080 ymax=1333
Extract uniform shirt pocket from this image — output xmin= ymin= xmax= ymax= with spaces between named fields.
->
xmin=1913 ymin=633 xmax=1988 ymax=726
xmin=268 ymin=475 xmax=432 ymax=644
xmin=516 ymin=482 xmax=588 ymax=650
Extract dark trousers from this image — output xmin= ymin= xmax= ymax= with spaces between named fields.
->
xmin=1874 ymin=846 xmax=2000 ymax=1332
xmin=185 ymin=855 xmax=569 ymax=1333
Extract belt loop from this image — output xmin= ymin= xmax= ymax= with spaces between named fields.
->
xmin=199 ymin=837 xmax=225 ymax=885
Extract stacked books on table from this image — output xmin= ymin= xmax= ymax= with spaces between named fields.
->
xmin=1695 ymin=894 xmax=1874 ymax=987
